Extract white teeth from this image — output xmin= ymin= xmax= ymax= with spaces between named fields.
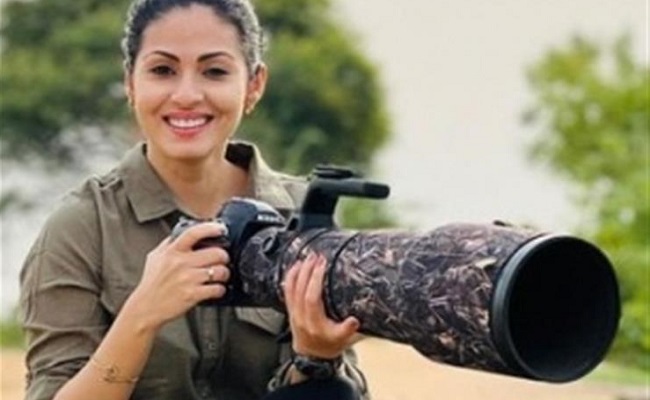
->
xmin=168 ymin=118 xmax=208 ymax=129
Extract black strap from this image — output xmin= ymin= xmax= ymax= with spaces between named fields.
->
xmin=261 ymin=377 xmax=361 ymax=400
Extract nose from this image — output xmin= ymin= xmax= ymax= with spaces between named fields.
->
xmin=170 ymin=74 xmax=204 ymax=107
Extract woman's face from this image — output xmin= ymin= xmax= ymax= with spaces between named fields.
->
xmin=126 ymin=4 xmax=266 ymax=164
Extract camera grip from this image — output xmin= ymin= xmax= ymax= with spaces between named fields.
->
xmin=170 ymin=217 xmax=237 ymax=305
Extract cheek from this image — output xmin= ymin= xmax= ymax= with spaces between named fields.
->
xmin=132 ymin=78 xmax=169 ymax=110
xmin=210 ymin=80 xmax=248 ymax=107
xmin=211 ymin=91 xmax=246 ymax=112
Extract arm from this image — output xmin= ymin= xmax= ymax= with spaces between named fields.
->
xmin=22 ymin=220 xmax=229 ymax=400
xmin=51 ymin=299 xmax=157 ymax=400
xmin=267 ymin=346 xmax=369 ymax=399
xmin=277 ymin=253 xmax=370 ymax=398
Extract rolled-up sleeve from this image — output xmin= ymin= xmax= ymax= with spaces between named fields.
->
xmin=20 ymin=198 xmax=106 ymax=400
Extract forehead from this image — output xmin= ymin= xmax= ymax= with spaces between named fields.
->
xmin=140 ymin=4 xmax=244 ymax=59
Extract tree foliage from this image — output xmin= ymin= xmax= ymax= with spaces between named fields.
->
xmin=524 ymin=35 xmax=649 ymax=368
xmin=240 ymin=1 xmax=389 ymax=175
xmin=0 ymin=0 xmax=130 ymax=162
xmin=0 ymin=0 xmax=393 ymax=227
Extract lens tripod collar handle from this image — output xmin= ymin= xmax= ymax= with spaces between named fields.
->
xmin=290 ymin=165 xmax=390 ymax=232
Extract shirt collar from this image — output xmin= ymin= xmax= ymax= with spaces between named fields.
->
xmin=120 ymin=141 xmax=296 ymax=223
xmin=244 ymin=143 xmax=296 ymax=211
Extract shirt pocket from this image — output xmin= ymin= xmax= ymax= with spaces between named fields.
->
xmin=234 ymin=307 xmax=286 ymax=335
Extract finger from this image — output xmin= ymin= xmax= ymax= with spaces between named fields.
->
xmin=295 ymin=253 xmax=322 ymax=328
xmin=293 ymin=253 xmax=318 ymax=318
xmin=186 ymin=247 xmax=230 ymax=268
xmin=172 ymin=222 xmax=227 ymax=252
xmin=321 ymin=316 xmax=361 ymax=352
xmin=282 ymin=258 xmax=302 ymax=309
xmin=338 ymin=316 xmax=361 ymax=340
xmin=196 ymin=265 xmax=231 ymax=284
xmin=194 ymin=282 xmax=227 ymax=301
xmin=303 ymin=255 xmax=327 ymax=323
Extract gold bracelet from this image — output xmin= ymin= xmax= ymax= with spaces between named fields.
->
xmin=89 ymin=355 xmax=139 ymax=384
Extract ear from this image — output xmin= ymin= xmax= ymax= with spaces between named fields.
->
xmin=124 ymin=67 xmax=135 ymax=108
xmin=245 ymin=63 xmax=268 ymax=115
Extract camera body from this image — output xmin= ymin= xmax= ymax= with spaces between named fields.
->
xmin=170 ymin=165 xmax=387 ymax=306
xmin=170 ymin=198 xmax=286 ymax=305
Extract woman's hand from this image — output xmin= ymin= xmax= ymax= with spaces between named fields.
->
xmin=126 ymin=222 xmax=230 ymax=330
xmin=283 ymin=252 xmax=360 ymax=359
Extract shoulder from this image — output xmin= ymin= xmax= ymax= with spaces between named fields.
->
xmin=274 ymin=172 xmax=308 ymax=208
xmin=20 ymin=173 xmax=116 ymax=295
xmin=28 ymin=167 xmax=123 ymax=257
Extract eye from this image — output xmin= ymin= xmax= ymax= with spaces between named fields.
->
xmin=149 ymin=65 xmax=175 ymax=76
xmin=204 ymin=67 xmax=228 ymax=79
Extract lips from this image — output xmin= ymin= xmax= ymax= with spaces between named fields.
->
xmin=167 ymin=117 xmax=209 ymax=129
xmin=163 ymin=113 xmax=214 ymax=136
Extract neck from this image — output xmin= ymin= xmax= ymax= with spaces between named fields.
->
xmin=147 ymin=146 xmax=249 ymax=219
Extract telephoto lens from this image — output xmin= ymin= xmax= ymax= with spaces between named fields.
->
xmin=172 ymin=166 xmax=620 ymax=383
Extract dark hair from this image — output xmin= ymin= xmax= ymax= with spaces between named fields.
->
xmin=121 ymin=0 xmax=265 ymax=75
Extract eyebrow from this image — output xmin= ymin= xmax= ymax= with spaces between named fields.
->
xmin=146 ymin=50 xmax=234 ymax=63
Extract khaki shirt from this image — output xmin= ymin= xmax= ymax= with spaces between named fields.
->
xmin=20 ymin=142 xmax=367 ymax=400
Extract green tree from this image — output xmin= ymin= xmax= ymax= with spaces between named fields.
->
xmin=241 ymin=0 xmax=389 ymax=174
xmin=0 ymin=0 xmax=131 ymax=163
xmin=524 ymin=35 xmax=649 ymax=369
xmin=0 ymin=0 xmax=393 ymax=227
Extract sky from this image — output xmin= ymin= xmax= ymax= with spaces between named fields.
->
xmin=0 ymin=0 xmax=648 ymax=316
xmin=334 ymin=0 xmax=647 ymax=231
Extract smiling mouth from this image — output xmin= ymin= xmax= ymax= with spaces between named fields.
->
xmin=164 ymin=116 xmax=214 ymax=130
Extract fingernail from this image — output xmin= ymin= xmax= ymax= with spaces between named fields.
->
xmin=216 ymin=222 xmax=228 ymax=233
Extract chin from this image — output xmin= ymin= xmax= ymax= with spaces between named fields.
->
xmin=146 ymin=139 xmax=214 ymax=163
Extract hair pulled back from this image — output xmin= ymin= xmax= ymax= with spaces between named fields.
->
xmin=121 ymin=0 xmax=265 ymax=75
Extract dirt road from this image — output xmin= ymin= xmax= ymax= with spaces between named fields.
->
xmin=2 ymin=339 xmax=646 ymax=399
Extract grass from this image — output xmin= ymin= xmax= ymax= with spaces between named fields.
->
xmin=0 ymin=318 xmax=24 ymax=349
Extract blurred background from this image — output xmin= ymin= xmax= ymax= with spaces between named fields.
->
xmin=1 ymin=0 xmax=648 ymax=398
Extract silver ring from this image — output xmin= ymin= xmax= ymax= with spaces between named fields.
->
xmin=206 ymin=267 xmax=216 ymax=283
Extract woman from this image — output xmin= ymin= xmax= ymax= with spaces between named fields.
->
xmin=19 ymin=1 xmax=369 ymax=399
